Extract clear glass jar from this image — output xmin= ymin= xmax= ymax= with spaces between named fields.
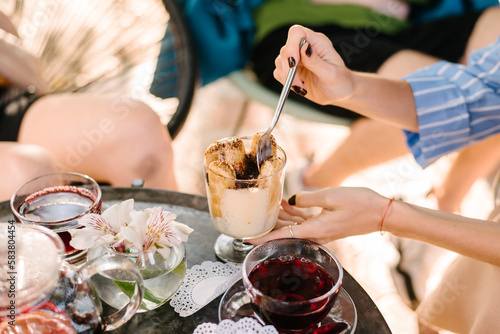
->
xmin=0 ymin=222 xmax=143 ymax=333
xmin=88 ymin=243 xmax=186 ymax=313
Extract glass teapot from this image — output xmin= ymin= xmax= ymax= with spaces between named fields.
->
xmin=0 ymin=221 xmax=144 ymax=333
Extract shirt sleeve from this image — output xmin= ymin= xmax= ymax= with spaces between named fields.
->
xmin=403 ymin=36 xmax=500 ymax=168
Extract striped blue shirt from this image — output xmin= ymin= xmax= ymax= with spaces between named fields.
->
xmin=403 ymin=36 xmax=500 ymax=168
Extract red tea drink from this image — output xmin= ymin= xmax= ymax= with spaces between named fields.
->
xmin=17 ymin=185 xmax=101 ymax=253
xmin=248 ymin=256 xmax=339 ymax=333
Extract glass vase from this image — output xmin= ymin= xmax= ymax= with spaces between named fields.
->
xmin=88 ymin=244 xmax=186 ymax=313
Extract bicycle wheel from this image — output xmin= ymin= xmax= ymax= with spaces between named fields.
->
xmin=151 ymin=0 xmax=197 ymax=139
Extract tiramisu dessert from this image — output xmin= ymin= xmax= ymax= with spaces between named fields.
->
xmin=203 ymin=133 xmax=286 ymax=239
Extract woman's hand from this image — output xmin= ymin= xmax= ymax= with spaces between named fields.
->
xmin=274 ymin=25 xmax=418 ymax=130
xmin=249 ymin=187 xmax=391 ymax=245
xmin=273 ymin=25 xmax=355 ymax=107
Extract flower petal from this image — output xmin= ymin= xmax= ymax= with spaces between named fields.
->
xmin=155 ymin=244 xmax=171 ymax=260
xmin=78 ymin=213 xmax=105 ymax=229
xmin=138 ymin=207 xmax=164 ymax=251
xmin=121 ymin=225 xmax=143 ymax=251
xmin=128 ymin=210 xmax=150 ymax=247
xmin=85 ymin=214 xmax=116 ymax=233
xmin=170 ymin=221 xmax=194 ymax=243
xmin=160 ymin=211 xmax=177 ymax=223
xmin=101 ymin=198 xmax=134 ymax=232
xmin=69 ymin=227 xmax=105 ymax=250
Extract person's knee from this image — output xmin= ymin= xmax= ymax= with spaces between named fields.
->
xmin=106 ymin=101 xmax=176 ymax=187
xmin=114 ymin=100 xmax=173 ymax=151
xmin=127 ymin=128 xmax=175 ymax=185
xmin=0 ymin=144 xmax=59 ymax=200
xmin=132 ymin=150 xmax=169 ymax=181
xmin=378 ymin=49 xmax=440 ymax=78
xmin=6 ymin=144 xmax=59 ymax=177
xmin=482 ymin=5 xmax=500 ymax=17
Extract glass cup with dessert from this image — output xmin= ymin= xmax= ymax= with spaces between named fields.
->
xmin=203 ymin=134 xmax=286 ymax=265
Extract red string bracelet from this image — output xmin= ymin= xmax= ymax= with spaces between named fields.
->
xmin=379 ymin=197 xmax=395 ymax=235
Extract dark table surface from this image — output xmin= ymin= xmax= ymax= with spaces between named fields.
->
xmin=0 ymin=186 xmax=392 ymax=333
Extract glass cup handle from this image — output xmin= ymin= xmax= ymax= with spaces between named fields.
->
xmin=225 ymin=290 xmax=253 ymax=318
xmin=79 ymin=254 xmax=144 ymax=331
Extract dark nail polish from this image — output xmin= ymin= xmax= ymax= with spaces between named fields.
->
xmin=305 ymin=43 xmax=312 ymax=57
xmin=292 ymin=86 xmax=302 ymax=95
xmin=292 ymin=86 xmax=307 ymax=96
xmin=288 ymin=56 xmax=296 ymax=68
xmin=288 ymin=195 xmax=296 ymax=206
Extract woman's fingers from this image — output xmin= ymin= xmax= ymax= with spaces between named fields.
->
xmin=273 ymin=24 xmax=352 ymax=104
xmin=280 ymin=199 xmax=315 ymax=219
xmin=251 ymin=187 xmax=390 ymax=246
xmin=274 ymin=25 xmax=315 ymax=88
xmin=290 ymin=189 xmax=339 ymax=210
xmin=275 ymin=218 xmax=297 ymax=229
xmin=278 ymin=211 xmax=306 ymax=223
xmin=250 ymin=213 xmax=335 ymax=246
xmin=249 ymin=225 xmax=294 ymax=245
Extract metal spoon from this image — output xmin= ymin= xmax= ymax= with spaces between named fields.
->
xmin=256 ymin=38 xmax=307 ymax=170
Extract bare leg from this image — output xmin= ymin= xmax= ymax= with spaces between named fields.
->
xmin=376 ymin=50 xmax=441 ymax=78
xmin=461 ymin=6 xmax=500 ymax=64
xmin=303 ymin=118 xmax=408 ymax=187
xmin=418 ymin=319 xmax=439 ymax=334
xmin=18 ymin=94 xmax=177 ymax=190
xmin=0 ymin=142 xmax=60 ymax=201
xmin=303 ymin=49 xmax=440 ymax=188
xmin=435 ymin=134 xmax=500 ymax=213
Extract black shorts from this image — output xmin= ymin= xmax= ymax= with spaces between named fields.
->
xmin=252 ymin=12 xmax=482 ymax=120
xmin=0 ymin=87 xmax=40 ymax=141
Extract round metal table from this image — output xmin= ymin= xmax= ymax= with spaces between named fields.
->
xmin=0 ymin=186 xmax=392 ymax=333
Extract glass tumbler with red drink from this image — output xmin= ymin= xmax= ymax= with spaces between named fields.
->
xmin=236 ymin=238 xmax=344 ymax=334
xmin=10 ymin=172 xmax=102 ymax=265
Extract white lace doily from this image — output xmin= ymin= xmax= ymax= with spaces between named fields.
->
xmin=193 ymin=318 xmax=278 ymax=334
xmin=169 ymin=261 xmax=241 ymax=317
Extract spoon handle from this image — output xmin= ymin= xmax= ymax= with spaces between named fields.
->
xmin=268 ymin=38 xmax=307 ymax=134
xmin=256 ymin=38 xmax=308 ymax=170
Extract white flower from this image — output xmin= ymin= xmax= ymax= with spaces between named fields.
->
xmin=69 ymin=199 xmax=134 ymax=250
xmin=122 ymin=207 xmax=193 ymax=259
xmin=69 ymin=199 xmax=193 ymax=258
